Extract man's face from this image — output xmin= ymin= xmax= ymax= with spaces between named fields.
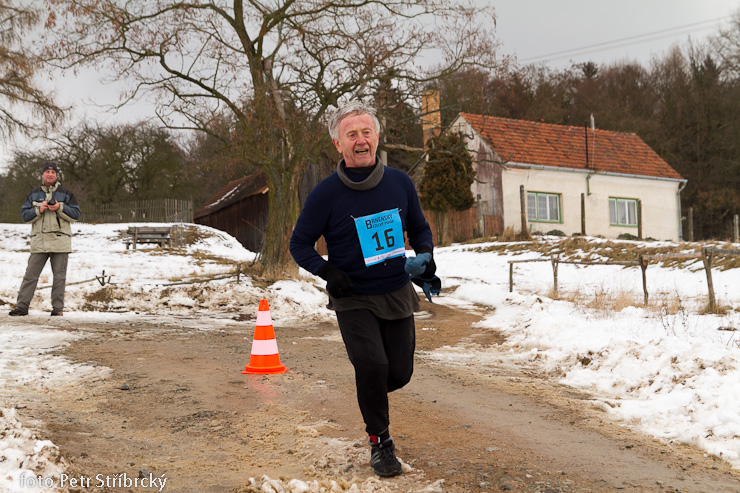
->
xmin=332 ymin=112 xmax=380 ymax=168
xmin=42 ymin=169 xmax=57 ymax=187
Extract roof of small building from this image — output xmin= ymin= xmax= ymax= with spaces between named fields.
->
xmin=458 ymin=113 xmax=683 ymax=181
xmin=194 ymin=169 xmax=267 ymax=219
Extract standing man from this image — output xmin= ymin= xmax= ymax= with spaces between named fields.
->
xmin=290 ymin=101 xmax=436 ymax=477
xmin=9 ymin=162 xmax=81 ymax=317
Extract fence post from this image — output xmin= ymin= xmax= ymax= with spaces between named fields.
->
xmin=734 ymin=214 xmax=739 ymax=243
xmin=702 ymin=247 xmax=717 ymax=312
xmin=551 ymin=254 xmax=559 ymax=297
xmin=639 ymin=254 xmax=648 ymax=306
xmin=509 ymin=263 xmax=513 ymax=293
xmin=688 ymin=207 xmax=694 ymax=242
xmin=581 ymin=193 xmax=586 ymax=236
xmin=519 ymin=185 xmax=528 ymax=237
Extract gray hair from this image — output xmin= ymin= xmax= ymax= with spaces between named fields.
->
xmin=327 ymin=100 xmax=381 ymax=140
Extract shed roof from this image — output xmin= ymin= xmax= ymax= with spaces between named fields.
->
xmin=458 ymin=113 xmax=683 ymax=181
xmin=194 ymin=169 xmax=267 ymax=219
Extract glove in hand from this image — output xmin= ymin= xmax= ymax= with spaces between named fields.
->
xmin=317 ymin=262 xmax=354 ymax=298
xmin=404 ymin=252 xmax=436 ymax=278
xmin=410 ymin=275 xmax=442 ymax=303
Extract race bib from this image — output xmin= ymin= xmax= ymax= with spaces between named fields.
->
xmin=354 ymin=208 xmax=405 ymax=266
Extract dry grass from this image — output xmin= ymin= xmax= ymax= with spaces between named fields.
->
xmin=543 ymin=282 xmax=733 ymax=318
xmin=173 ymin=224 xmax=213 ymax=247
xmin=602 ymin=290 xmax=638 ymax=312
xmin=497 ymin=227 xmax=532 ymax=242
xmin=239 ymin=259 xmax=299 ymax=286
xmin=700 ymin=303 xmax=733 ymax=316
xmin=464 ymin=233 xmax=738 ymax=267
xmin=654 ymin=294 xmax=686 ymax=316
xmin=476 ymin=233 xmax=739 ymax=315
xmin=81 ymin=286 xmax=129 ymax=311
xmin=715 ymin=242 xmax=740 ymax=271
xmin=84 ymin=286 xmax=126 ymax=304
xmin=556 ymin=287 xmax=638 ymax=315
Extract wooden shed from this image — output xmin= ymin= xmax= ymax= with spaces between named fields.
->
xmin=194 ymin=159 xmax=333 ymax=253
xmin=194 ymin=170 xmax=269 ymax=253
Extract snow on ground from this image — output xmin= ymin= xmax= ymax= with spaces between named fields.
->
xmin=1 ymin=222 xmax=739 ymax=491
xmin=431 ymin=239 xmax=740 ymax=467
xmin=0 ymin=325 xmax=103 ymax=492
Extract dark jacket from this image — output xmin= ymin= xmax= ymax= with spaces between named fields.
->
xmin=290 ymin=162 xmax=433 ymax=296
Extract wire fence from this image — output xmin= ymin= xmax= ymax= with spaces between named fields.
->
xmin=0 ymin=199 xmax=193 ymax=224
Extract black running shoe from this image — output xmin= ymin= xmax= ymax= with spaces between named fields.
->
xmin=370 ymin=438 xmax=403 ymax=477
xmin=9 ymin=308 xmax=28 ymax=316
xmin=51 ymin=309 xmax=63 ymax=316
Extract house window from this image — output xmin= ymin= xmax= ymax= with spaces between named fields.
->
xmin=527 ymin=192 xmax=561 ymax=222
xmin=609 ymin=197 xmax=638 ymax=226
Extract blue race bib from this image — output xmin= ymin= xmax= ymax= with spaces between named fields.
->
xmin=354 ymin=208 xmax=405 ymax=266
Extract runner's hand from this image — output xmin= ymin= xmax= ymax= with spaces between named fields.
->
xmin=317 ymin=262 xmax=354 ymax=298
xmin=404 ymin=252 xmax=435 ymax=278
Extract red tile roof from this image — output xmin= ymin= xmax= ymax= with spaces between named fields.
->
xmin=459 ymin=113 xmax=683 ymax=180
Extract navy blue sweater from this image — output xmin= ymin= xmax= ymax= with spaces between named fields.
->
xmin=290 ymin=165 xmax=433 ymax=296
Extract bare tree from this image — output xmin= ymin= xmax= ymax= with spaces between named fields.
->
xmin=711 ymin=9 xmax=740 ymax=77
xmin=0 ymin=1 xmax=64 ymax=138
xmin=42 ymin=0 xmax=503 ymax=272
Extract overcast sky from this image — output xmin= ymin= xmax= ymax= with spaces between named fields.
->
xmin=492 ymin=0 xmax=739 ymax=68
xmin=2 ymin=0 xmax=739 ymax=172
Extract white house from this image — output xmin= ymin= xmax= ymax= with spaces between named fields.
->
xmin=450 ymin=113 xmax=687 ymax=241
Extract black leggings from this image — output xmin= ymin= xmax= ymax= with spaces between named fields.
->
xmin=335 ymin=309 xmax=415 ymax=435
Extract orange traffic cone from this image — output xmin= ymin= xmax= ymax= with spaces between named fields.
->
xmin=242 ymin=299 xmax=288 ymax=374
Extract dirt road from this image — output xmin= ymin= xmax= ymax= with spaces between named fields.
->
xmin=7 ymin=302 xmax=740 ymax=492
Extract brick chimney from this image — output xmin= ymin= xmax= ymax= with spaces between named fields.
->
xmin=421 ymin=90 xmax=441 ymax=146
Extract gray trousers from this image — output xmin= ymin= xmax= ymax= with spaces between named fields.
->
xmin=16 ymin=252 xmax=69 ymax=311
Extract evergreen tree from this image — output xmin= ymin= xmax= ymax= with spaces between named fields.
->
xmin=418 ymin=132 xmax=475 ymax=245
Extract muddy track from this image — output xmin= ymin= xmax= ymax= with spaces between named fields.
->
xmin=7 ymin=301 xmax=740 ymax=492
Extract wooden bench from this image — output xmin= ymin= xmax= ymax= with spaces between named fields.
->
xmin=125 ymin=226 xmax=172 ymax=250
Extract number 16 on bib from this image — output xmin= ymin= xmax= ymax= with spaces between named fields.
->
xmin=354 ymin=208 xmax=406 ymax=267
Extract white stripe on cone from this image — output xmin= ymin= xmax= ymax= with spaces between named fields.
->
xmin=250 ymin=338 xmax=279 ymax=356
xmin=256 ymin=310 xmax=273 ymax=326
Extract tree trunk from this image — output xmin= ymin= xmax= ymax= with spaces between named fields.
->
xmin=249 ymin=86 xmax=307 ymax=276
xmin=261 ymin=165 xmax=302 ymax=276
xmin=435 ymin=211 xmax=450 ymax=247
